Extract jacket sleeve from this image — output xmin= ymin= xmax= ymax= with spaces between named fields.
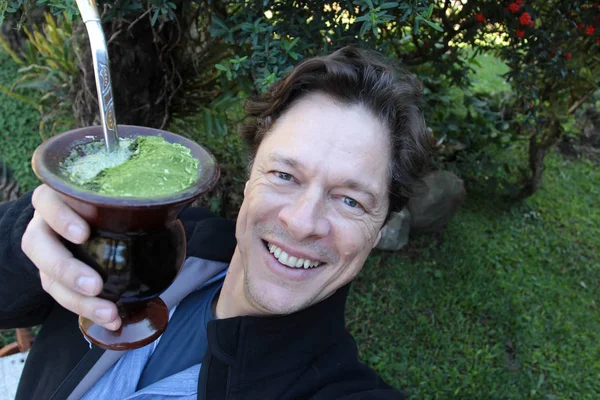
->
xmin=0 ymin=192 xmax=54 ymax=328
xmin=312 ymin=370 xmax=404 ymax=400
xmin=0 ymin=197 xmax=236 ymax=329
xmin=180 ymin=207 xmax=236 ymax=263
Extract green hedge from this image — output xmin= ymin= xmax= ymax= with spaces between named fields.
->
xmin=0 ymin=51 xmax=42 ymax=193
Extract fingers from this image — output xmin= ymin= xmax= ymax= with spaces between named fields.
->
xmin=31 ymin=184 xmax=89 ymax=244
xmin=22 ymin=211 xmax=102 ymax=295
xmin=39 ymin=271 xmax=120 ymax=330
xmin=22 ymin=186 xmax=122 ymax=330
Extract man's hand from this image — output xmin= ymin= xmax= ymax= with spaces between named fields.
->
xmin=21 ymin=184 xmax=121 ymax=330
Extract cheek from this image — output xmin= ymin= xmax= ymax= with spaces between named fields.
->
xmin=246 ymin=183 xmax=285 ymax=219
xmin=235 ymin=199 xmax=252 ymax=244
xmin=235 ymin=184 xmax=280 ymax=242
xmin=337 ymin=223 xmax=376 ymax=259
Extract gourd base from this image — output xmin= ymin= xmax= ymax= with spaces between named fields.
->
xmin=79 ymin=297 xmax=169 ymax=350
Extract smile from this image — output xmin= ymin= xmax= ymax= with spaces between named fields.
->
xmin=266 ymin=242 xmax=322 ymax=269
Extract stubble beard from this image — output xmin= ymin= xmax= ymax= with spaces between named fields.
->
xmin=242 ymin=263 xmax=316 ymax=317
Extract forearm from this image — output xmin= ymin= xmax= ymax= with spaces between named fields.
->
xmin=0 ymin=192 xmax=53 ymax=328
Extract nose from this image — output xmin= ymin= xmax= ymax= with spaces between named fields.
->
xmin=278 ymin=188 xmax=330 ymax=241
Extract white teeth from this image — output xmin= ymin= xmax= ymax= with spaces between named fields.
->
xmin=266 ymin=242 xmax=321 ymax=269
xmin=287 ymin=256 xmax=297 ymax=268
xmin=279 ymin=251 xmax=289 ymax=265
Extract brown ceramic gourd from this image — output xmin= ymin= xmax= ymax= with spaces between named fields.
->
xmin=32 ymin=125 xmax=219 ymax=350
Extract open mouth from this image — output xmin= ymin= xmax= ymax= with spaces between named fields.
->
xmin=263 ymin=240 xmax=323 ymax=269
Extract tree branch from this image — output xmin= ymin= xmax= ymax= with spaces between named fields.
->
xmin=568 ymin=88 xmax=596 ymax=115
xmin=128 ymin=8 xmax=152 ymax=32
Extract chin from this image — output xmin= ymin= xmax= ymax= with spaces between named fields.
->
xmin=244 ymin=275 xmax=314 ymax=316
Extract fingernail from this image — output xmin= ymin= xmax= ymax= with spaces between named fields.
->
xmin=76 ymin=276 xmax=99 ymax=295
xmin=104 ymin=321 xmax=120 ymax=331
xmin=68 ymin=223 xmax=86 ymax=242
xmin=94 ymin=308 xmax=113 ymax=323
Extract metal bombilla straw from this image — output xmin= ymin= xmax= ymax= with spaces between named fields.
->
xmin=75 ymin=0 xmax=119 ymax=153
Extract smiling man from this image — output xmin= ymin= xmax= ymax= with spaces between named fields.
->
xmin=219 ymin=92 xmax=391 ymax=319
xmin=0 ymin=47 xmax=430 ymax=399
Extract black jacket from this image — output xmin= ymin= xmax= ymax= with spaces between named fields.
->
xmin=0 ymin=193 xmax=402 ymax=399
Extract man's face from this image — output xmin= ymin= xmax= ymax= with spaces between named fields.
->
xmin=234 ymin=92 xmax=390 ymax=315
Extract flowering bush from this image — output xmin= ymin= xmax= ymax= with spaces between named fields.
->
xmin=478 ymin=1 xmax=600 ymax=197
xmin=2 ymin=0 xmax=598 ymax=201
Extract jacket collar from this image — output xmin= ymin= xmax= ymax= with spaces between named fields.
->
xmin=206 ymin=284 xmax=351 ymax=382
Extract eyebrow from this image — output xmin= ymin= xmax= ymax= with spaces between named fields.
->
xmin=268 ymin=153 xmax=379 ymax=209
xmin=268 ymin=154 xmax=300 ymax=169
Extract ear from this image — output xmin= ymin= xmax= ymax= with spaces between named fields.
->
xmin=244 ymin=181 xmax=249 ymax=197
xmin=373 ymin=229 xmax=383 ymax=249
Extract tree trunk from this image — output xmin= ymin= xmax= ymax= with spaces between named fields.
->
xmin=518 ymin=135 xmax=547 ymax=199
xmin=71 ymin=0 xmax=228 ymax=129
xmin=518 ymin=120 xmax=561 ymax=199
xmin=73 ymin=17 xmax=178 ymax=129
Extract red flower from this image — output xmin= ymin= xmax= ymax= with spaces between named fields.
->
xmin=529 ymin=104 xmax=534 ymax=110
xmin=508 ymin=3 xmax=521 ymax=13
xmin=597 ymin=38 xmax=600 ymax=44
xmin=520 ymin=12 xmax=532 ymax=26
xmin=516 ymin=0 xmax=524 ymax=4
xmin=565 ymin=53 xmax=572 ymax=60
xmin=529 ymin=20 xmax=535 ymax=27
xmin=475 ymin=13 xmax=486 ymax=23
xmin=577 ymin=22 xmax=584 ymax=30
xmin=550 ymin=51 xmax=556 ymax=57
xmin=595 ymin=3 xmax=599 ymax=9
xmin=586 ymin=25 xmax=596 ymax=36
xmin=516 ymin=29 xmax=526 ymax=38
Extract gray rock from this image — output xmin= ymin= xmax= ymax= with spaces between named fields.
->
xmin=407 ymin=170 xmax=466 ymax=233
xmin=376 ymin=208 xmax=411 ymax=251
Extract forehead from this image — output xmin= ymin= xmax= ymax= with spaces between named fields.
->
xmin=256 ymin=93 xmax=390 ymax=192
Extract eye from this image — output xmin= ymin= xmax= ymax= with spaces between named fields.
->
xmin=343 ymin=196 xmax=360 ymax=208
xmin=273 ymin=171 xmax=294 ymax=181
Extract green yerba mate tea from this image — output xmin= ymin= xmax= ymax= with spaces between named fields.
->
xmin=61 ymin=136 xmax=199 ymax=197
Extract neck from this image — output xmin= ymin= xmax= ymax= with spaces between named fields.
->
xmin=214 ymin=248 xmax=259 ymax=319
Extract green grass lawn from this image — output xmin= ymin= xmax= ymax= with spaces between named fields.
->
xmin=347 ymin=153 xmax=600 ymax=399
xmin=468 ymin=50 xmax=511 ymax=95
xmin=1 ymin=48 xmax=599 ymax=398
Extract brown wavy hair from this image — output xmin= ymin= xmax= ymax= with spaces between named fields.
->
xmin=239 ymin=46 xmax=431 ymax=223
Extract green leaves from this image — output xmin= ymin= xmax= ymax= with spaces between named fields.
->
xmin=0 ymin=12 xmax=77 ymax=139
xmin=207 ymin=0 xmax=444 ymax=95
xmin=148 ymin=0 xmax=177 ymax=25
xmin=35 ymin=0 xmax=78 ymax=20
xmin=214 ymin=55 xmax=248 ymax=81
xmin=354 ymin=0 xmax=437 ymax=38
xmin=415 ymin=13 xmax=443 ymax=32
